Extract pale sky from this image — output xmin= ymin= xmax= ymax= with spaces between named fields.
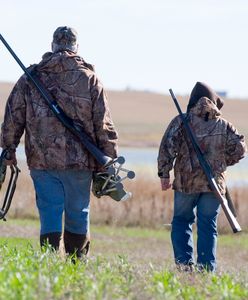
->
xmin=1 ymin=0 xmax=248 ymax=98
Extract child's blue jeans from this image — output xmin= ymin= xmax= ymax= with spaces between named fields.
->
xmin=171 ymin=191 xmax=221 ymax=272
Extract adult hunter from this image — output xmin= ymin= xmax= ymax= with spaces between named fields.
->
xmin=158 ymin=82 xmax=247 ymax=272
xmin=0 ymin=26 xmax=118 ymax=259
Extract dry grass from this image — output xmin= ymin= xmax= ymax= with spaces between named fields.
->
xmin=91 ymin=175 xmax=173 ymax=228
xmin=2 ymin=162 xmax=248 ymax=233
xmin=91 ymin=177 xmax=248 ymax=233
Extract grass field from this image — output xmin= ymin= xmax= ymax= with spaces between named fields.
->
xmin=0 ymin=219 xmax=248 ymax=299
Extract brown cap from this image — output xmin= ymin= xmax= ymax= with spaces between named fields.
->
xmin=52 ymin=26 xmax=78 ymax=53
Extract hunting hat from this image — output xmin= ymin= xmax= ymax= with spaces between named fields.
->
xmin=52 ymin=26 xmax=78 ymax=53
xmin=187 ymin=82 xmax=224 ymax=113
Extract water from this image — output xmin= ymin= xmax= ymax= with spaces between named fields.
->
xmin=6 ymin=146 xmax=248 ymax=186
xmin=119 ymin=148 xmax=248 ymax=187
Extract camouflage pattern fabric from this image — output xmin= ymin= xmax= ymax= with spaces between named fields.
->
xmin=53 ymin=26 xmax=77 ymax=47
xmin=158 ymin=96 xmax=247 ymax=194
xmin=0 ymin=51 xmax=118 ymax=171
xmin=52 ymin=26 xmax=78 ymax=53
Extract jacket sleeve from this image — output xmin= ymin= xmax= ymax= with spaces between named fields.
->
xmin=225 ymin=122 xmax=247 ymax=166
xmin=0 ymin=77 xmax=26 ymax=153
xmin=90 ymin=75 xmax=118 ymax=159
xmin=157 ymin=116 xmax=182 ymax=178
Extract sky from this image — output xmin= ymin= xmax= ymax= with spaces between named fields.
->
xmin=0 ymin=0 xmax=248 ymax=98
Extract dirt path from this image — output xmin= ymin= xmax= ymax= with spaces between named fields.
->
xmin=0 ymin=221 xmax=39 ymax=239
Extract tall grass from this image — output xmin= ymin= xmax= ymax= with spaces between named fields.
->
xmin=3 ymin=163 xmax=248 ymax=233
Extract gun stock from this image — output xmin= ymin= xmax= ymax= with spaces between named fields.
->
xmin=169 ymin=89 xmax=241 ymax=233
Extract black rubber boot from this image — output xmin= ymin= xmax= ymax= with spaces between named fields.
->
xmin=63 ymin=230 xmax=90 ymax=261
xmin=40 ymin=232 xmax=62 ymax=251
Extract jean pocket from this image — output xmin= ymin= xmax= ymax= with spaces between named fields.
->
xmin=30 ymin=169 xmax=47 ymax=181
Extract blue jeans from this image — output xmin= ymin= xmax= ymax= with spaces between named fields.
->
xmin=30 ymin=169 xmax=92 ymax=235
xmin=171 ymin=191 xmax=221 ymax=271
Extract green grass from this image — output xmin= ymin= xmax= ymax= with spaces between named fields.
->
xmin=219 ymin=233 xmax=248 ymax=248
xmin=0 ymin=237 xmax=36 ymax=247
xmin=0 ymin=240 xmax=247 ymax=300
xmin=0 ymin=222 xmax=248 ymax=299
xmin=4 ymin=218 xmax=39 ymax=227
xmin=150 ymin=270 xmax=248 ymax=300
xmin=92 ymin=224 xmax=170 ymax=240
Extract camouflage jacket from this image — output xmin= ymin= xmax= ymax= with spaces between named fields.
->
xmin=158 ymin=97 xmax=247 ymax=194
xmin=0 ymin=51 xmax=118 ymax=170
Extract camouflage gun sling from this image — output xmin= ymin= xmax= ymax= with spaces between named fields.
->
xmin=0 ymin=150 xmax=20 ymax=221
xmin=169 ymin=89 xmax=241 ymax=233
xmin=0 ymin=33 xmax=135 ymax=202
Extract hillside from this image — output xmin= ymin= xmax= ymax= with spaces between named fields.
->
xmin=1 ymin=82 xmax=248 ymax=147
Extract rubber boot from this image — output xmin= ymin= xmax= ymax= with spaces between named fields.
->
xmin=63 ymin=230 xmax=90 ymax=262
xmin=40 ymin=232 xmax=62 ymax=251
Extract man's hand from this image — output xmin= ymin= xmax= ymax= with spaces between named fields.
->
xmin=160 ymin=178 xmax=171 ymax=191
xmin=4 ymin=152 xmax=17 ymax=166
